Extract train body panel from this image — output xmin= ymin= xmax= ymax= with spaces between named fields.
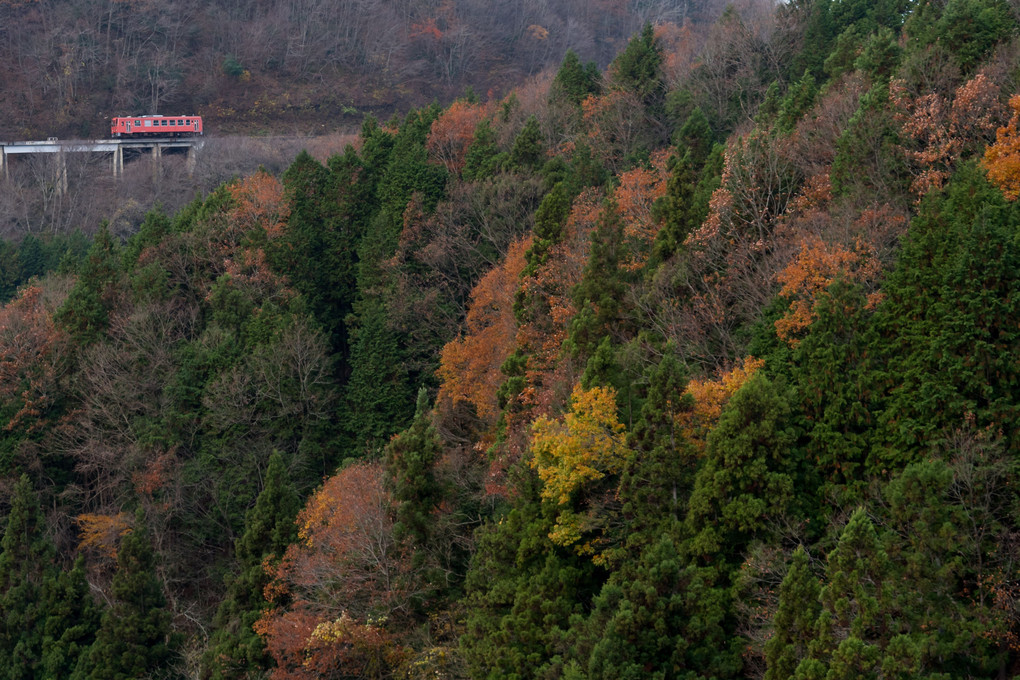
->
xmin=111 ymin=115 xmax=203 ymax=137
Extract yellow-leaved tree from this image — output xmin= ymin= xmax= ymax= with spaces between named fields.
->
xmin=529 ymin=384 xmax=630 ymax=558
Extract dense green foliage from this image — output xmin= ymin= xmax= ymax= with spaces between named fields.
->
xmin=2 ymin=2 xmax=1020 ymax=678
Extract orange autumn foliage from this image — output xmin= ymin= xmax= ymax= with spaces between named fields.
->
xmin=677 ymin=356 xmax=764 ymax=457
xmin=228 ymin=170 xmax=289 ymax=239
xmin=256 ymin=608 xmax=404 ymax=680
xmin=516 ymin=188 xmax=602 ymax=407
xmin=985 ymin=94 xmax=1020 ymax=201
xmin=615 ymin=150 xmax=670 ymax=269
xmin=655 ymin=21 xmax=701 ymax=89
xmin=76 ymin=512 xmax=132 ymax=560
xmin=438 ymin=236 xmax=531 ymax=423
xmin=487 ymin=189 xmax=602 ymax=487
xmin=256 ymin=462 xmax=409 ymax=679
xmin=774 ymin=235 xmax=881 ymax=345
xmin=426 ymin=100 xmax=491 ymax=175
xmin=580 ymin=89 xmax=646 ymax=171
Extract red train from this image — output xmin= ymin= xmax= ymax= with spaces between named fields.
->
xmin=111 ymin=115 xmax=203 ymax=137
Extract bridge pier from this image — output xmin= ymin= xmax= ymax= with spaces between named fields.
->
xmin=0 ymin=148 xmax=6 ymax=181
xmin=186 ymin=145 xmax=196 ymax=177
xmin=113 ymin=145 xmax=123 ymax=178
xmin=152 ymin=144 xmax=161 ymax=181
xmin=56 ymin=151 xmax=67 ymax=198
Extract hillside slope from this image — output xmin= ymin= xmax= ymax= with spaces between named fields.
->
xmin=1 ymin=0 xmax=1020 ymax=678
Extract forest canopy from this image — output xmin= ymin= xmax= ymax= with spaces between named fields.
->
xmin=2 ymin=0 xmax=1020 ymax=678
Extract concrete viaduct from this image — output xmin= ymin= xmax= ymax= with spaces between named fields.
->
xmin=0 ymin=137 xmax=202 ymax=194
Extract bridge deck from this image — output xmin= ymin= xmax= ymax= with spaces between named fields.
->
xmin=2 ymin=138 xmax=202 ymax=154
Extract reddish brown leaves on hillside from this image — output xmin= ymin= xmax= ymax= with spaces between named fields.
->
xmin=0 ymin=285 xmax=65 ymax=433
xmin=616 ymin=150 xmax=669 ymax=269
xmin=516 ymin=189 xmax=601 ymax=402
xmin=438 ymin=237 xmax=530 ymax=424
xmin=655 ymin=21 xmax=701 ymax=89
xmin=228 ymin=171 xmax=290 ymax=239
xmin=655 ymin=132 xmax=801 ymax=366
xmin=894 ymin=72 xmax=1003 ymax=197
xmin=256 ymin=462 xmax=410 ymax=679
xmin=426 ymin=100 xmax=491 ymax=175
xmin=581 ymin=89 xmax=648 ymax=172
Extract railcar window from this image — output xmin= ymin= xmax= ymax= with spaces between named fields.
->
xmin=135 ymin=120 xmax=141 ymax=125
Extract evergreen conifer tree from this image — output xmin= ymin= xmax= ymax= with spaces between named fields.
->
xmin=461 ymin=472 xmax=599 ymax=680
xmin=796 ymin=508 xmax=889 ymax=680
xmin=585 ymin=535 xmax=688 ymax=680
xmin=506 ymin=116 xmax=545 ymax=173
xmin=651 ymin=151 xmax=699 ymax=263
xmin=274 ymin=151 xmax=360 ymax=363
xmin=611 ymin=23 xmax=664 ymax=108
xmin=764 ymin=546 xmax=821 ymax=680
xmin=674 ymin=107 xmax=714 ymax=169
xmin=0 ymin=475 xmax=53 ymax=680
xmin=385 ymin=387 xmax=443 ymax=548
xmin=872 ymin=165 xmax=1020 ymax=467
xmin=344 ymin=106 xmax=447 ymax=451
xmin=462 ymin=120 xmax=503 ymax=182
xmin=551 ymin=50 xmax=602 ymax=107
xmin=80 ymin=510 xmax=174 ymax=680
xmin=203 ymin=452 xmax=300 ymax=679
xmin=615 ymin=349 xmax=691 ymax=546
xmin=789 ymin=280 xmax=878 ymax=506
xmin=684 ymin=374 xmax=796 ymax=563
xmin=568 ymin=200 xmax=631 ymax=359
xmin=41 ymin=556 xmax=99 ymax=679
xmin=54 ymin=224 xmax=120 ymax=344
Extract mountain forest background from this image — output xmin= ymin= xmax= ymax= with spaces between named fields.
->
xmin=4 ymin=0 xmax=1020 ymax=678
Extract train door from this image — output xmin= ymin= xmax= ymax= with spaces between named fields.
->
xmin=193 ymin=121 xmax=198 ymax=132
xmin=127 ymin=122 xmax=132 ymax=133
